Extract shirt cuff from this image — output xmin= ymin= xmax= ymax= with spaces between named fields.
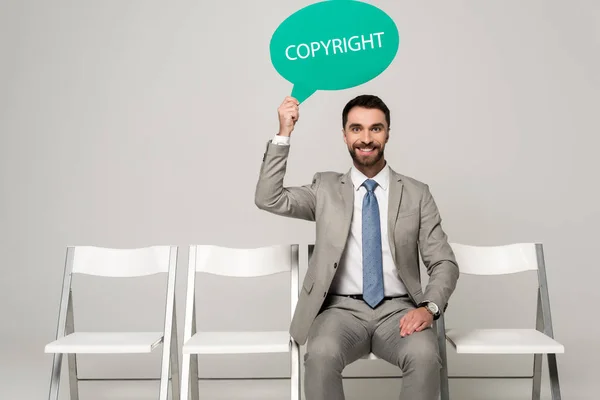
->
xmin=271 ymin=135 xmax=291 ymax=146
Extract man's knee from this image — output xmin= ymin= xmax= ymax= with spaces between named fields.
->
xmin=399 ymin=331 xmax=441 ymax=371
xmin=305 ymin=336 xmax=346 ymax=372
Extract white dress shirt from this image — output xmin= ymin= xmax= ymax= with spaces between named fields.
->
xmin=329 ymin=164 xmax=407 ymax=296
xmin=271 ymin=135 xmax=407 ymax=297
xmin=272 ymin=135 xmax=291 ymax=145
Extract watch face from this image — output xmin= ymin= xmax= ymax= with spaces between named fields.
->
xmin=428 ymin=303 xmax=439 ymax=314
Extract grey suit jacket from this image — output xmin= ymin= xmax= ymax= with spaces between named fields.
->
xmin=255 ymin=141 xmax=459 ymax=345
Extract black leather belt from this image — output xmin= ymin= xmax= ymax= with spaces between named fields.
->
xmin=336 ymin=294 xmax=406 ymax=301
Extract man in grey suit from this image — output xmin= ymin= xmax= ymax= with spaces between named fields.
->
xmin=255 ymin=94 xmax=459 ymax=400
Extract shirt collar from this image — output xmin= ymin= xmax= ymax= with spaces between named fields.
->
xmin=350 ymin=163 xmax=390 ymax=191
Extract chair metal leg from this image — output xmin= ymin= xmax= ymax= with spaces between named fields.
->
xmin=48 ymin=353 xmax=63 ymax=400
xmin=66 ymin=294 xmax=79 ymax=400
xmin=532 ymin=290 xmax=543 ymax=400
xmin=68 ymin=354 xmax=79 ymax=400
xmin=548 ymin=353 xmax=561 ymax=400
xmin=535 ymin=246 xmax=562 ymax=400
xmin=290 ymin=340 xmax=301 ymax=400
xmin=436 ymin=316 xmax=450 ymax=400
xmin=49 ymin=251 xmax=75 ymax=400
xmin=183 ymin=248 xmax=200 ymax=400
xmin=159 ymin=343 xmax=171 ymax=400
xmin=190 ymin=354 xmax=199 ymax=400
xmin=532 ymin=354 xmax=542 ymax=400
xmin=160 ymin=308 xmax=180 ymax=400
xmin=180 ymin=353 xmax=191 ymax=400
xmin=161 ymin=247 xmax=179 ymax=400
xmin=189 ymin=304 xmax=199 ymax=400
xmin=170 ymin=324 xmax=181 ymax=400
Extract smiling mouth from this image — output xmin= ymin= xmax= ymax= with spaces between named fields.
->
xmin=356 ymin=147 xmax=377 ymax=155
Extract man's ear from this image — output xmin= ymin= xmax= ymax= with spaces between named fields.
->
xmin=342 ymin=129 xmax=347 ymax=145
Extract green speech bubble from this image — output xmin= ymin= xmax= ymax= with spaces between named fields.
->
xmin=270 ymin=0 xmax=400 ymax=103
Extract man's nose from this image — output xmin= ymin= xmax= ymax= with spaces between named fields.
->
xmin=360 ymin=131 xmax=373 ymax=143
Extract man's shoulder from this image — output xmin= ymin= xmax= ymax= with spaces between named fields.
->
xmin=316 ymin=171 xmax=344 ymax=179
xmin=390 ymin=169 xmax=429 ymax=191
xmin=312 ymin=171 xmax=345 ymax=183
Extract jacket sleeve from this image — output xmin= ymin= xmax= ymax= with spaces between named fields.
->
xmin=418 ymin=184 xmax=460 ymax=311
xmin=254 ymin=141 xmax=319 ymax=221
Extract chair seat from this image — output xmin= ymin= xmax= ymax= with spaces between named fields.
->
xmin=183 ymin=331 xmax=291 ymax=354
xmin=446 ymin=329 xmax=564 ymax=354
xmin=44 ymin=332 xmax=164 ymax=354
xmin=361 ymin=352 xmax=379 ymax=360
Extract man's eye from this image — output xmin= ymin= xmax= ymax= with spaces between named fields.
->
xmin=372 ymin=127 xmax=381 ymax=132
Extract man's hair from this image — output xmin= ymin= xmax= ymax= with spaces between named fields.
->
xmin=342 ymin=94 xmax=391 ymax=129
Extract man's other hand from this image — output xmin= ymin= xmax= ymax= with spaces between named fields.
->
xmin=399 ymin=307 xmax=433 ymax=337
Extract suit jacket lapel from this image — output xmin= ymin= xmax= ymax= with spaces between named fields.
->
xmin=387 ymin=168 xmax=404 ymax=261
xmin=338 ymin=171 xmax=354 ymax=249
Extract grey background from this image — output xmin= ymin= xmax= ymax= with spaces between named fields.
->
xmin=1 ymin=0 xmax=599 ymax=399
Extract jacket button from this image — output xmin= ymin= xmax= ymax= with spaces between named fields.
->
xmin=333 ymin=263 xmax=338 ymax=268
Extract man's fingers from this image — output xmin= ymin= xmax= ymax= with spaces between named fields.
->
xmin=280 ymin=105 xmax=299 ymax=115
xmin=280 ymin=106 xmax=299 ymax=120
xmin=399 ymin=314 xmax=410 ymax=327
xmin=415 ymin=321 xmax=430 ymax=332
xmin=412 ymin=315 xmax=432 ymax=333
xmin=406 ymin=320 xmax=421 ymax=335
xmin=282 ymin=97 xmax=300 ymax=107
xmin=281 ymin=106 xmax=298 ymax=113
xmin=403 ymin=312 xmax=428 ymax=336
xmin=279 ymin=105 xmax=298 ymax=113
xmin=400 ymin=313 xmax=415 ymax=336
xmin=283 ymin=109 xmax=299 ymax=117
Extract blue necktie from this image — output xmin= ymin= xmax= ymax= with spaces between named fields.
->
xmin=362 ymin=179 xmax=384 ymax=308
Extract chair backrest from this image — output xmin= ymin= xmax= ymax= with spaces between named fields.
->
xmin=190 ymin=244 xmax=296 ymax=277
xmin=71 ymin=246 xmax=173 ymax=277
xmin=449 ymin=242 xmax=557 ymax=340
xmin=450 ymin=243 xmax=539 ymax=275
xmin=53 ymin=245 xmax=178 ymax=349
xmin=185 ymin=244 xmax=300 ymax=331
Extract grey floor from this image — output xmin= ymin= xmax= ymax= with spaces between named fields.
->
xmin=7 ymin=377 xmax=560 ymax=400
xmin=3 ymin=352 xmax=580 ymax=400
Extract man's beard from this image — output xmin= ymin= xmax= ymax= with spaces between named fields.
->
xmin=349 ymin=146 xmax=384 ymax=167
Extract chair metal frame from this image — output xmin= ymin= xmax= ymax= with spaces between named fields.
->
xmin=446 ymin=242 xmax=562 ymax=400
xmin=46 ymin=245 xmax=180 ymax=400
xmin=180 ymin=244 xmax=301 ymax=400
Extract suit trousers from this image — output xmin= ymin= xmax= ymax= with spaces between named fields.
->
xmin=304 ymin=295 xmax=441 ymax=400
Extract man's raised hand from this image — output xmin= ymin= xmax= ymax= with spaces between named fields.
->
xmin=277 ymin=96 xmax=300 ymax=137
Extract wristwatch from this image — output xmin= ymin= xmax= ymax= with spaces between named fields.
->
xmin=419 ymin=301 xmax=441 ymax=320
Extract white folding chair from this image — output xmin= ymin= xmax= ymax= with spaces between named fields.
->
xmin=307 ymin=244 xmax=450 ymax=400
xmin=445 ymin=243 xmax=564 ymax=400
xmin=180 ymin=244 xmax=301 ymax=400
xmin=45 ymin=245 xmax=180 ymax=400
